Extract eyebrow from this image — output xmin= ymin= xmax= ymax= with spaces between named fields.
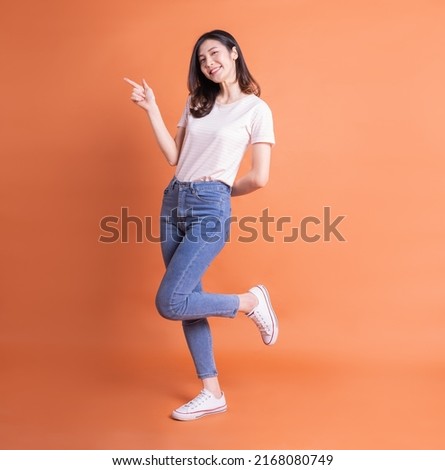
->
xmin=198 ymin=46 xmax=218 ymax=59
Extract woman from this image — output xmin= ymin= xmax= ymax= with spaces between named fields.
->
xmin=124 ymin=29 xmax=278 ymax=421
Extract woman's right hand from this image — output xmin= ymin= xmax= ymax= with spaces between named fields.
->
xmin=123 ymin=77 xmax=181 ymax=166
xmin=123 ymin=77 xmax=156 ymax=111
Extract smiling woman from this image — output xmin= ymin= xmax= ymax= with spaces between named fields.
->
xmin=189 ymin=30 xmax=261 ymax=116
xmin=124 ymin=29 xmax=277 ymax=422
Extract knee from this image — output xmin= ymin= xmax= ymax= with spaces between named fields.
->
xmin=155 ymin=285 xmax=183 ymax=320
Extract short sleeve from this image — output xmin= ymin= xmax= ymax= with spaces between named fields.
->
xmin=250 ymin=102 xmax=275 ymax=146
xmin=177 ymin=96 xmax=191 ymax=128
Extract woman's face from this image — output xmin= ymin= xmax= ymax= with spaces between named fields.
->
xmin=198 ymin=39 xmax=238 ymax=84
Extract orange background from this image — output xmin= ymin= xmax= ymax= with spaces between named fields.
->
xmin=1 ymin=0 xmax=444 ymax=449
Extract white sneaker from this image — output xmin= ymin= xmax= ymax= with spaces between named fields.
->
xmin=171 ymin=389 xmax=227 ymax=421
xmin=247 ymin=285 xmax=279 ymax=345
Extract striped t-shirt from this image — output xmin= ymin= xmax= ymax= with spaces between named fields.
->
xmin=175 ymin=94 xmax=275 ymax=187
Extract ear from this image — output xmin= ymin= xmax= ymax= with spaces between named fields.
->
xmin=232 ymin=46 xmax=238 ymax=60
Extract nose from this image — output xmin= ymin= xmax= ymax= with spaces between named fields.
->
xmin=203 ymin=57 xmax=214 ymax=69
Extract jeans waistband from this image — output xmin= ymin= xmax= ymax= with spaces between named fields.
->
xmin=170 ymin=177 xmax=231 ymax=193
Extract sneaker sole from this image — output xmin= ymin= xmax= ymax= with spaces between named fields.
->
xmin=171 ymin=404 xmax=228 ymax=421
xmin=256 ymin=284 xmax=279 ymax=345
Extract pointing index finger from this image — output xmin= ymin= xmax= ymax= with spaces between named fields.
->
xmin=123 ymin=77 xmax=142 ymax=89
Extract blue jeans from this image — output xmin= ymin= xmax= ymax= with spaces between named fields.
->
xmin=155 ymin=178 xmax=240 ymax=379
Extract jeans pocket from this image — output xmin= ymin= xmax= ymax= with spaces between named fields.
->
xmin=193 ymin=188 xmax=223 ymax=204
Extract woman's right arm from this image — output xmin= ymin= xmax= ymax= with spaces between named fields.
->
xmin=124 ymin=77 xmax=184 ymax=166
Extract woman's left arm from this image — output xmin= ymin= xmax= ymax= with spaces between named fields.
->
xmin=231 ymin=143 xmax=272 ymax=197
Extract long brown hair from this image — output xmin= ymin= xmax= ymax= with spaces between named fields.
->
xmin=187 ymin=30 xmax=261 ymax=118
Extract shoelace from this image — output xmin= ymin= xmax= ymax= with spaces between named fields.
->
xmin=183 ymin=390 xmax=211 ymax=410
xmin=250 ymin=310 xmax=271 ymax=334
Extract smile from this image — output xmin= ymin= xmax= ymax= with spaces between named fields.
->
xmin=209 ymin=66 xmax=222 ymax=76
